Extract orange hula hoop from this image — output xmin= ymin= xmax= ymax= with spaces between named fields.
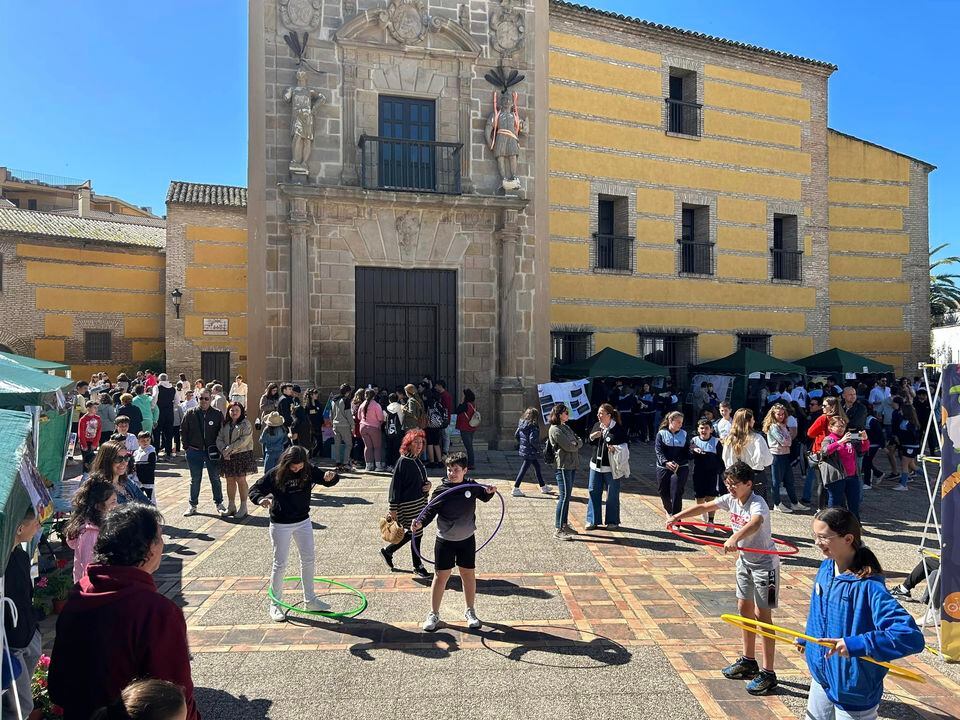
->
xmin=720 ymin=614 xmax=925 ymax=684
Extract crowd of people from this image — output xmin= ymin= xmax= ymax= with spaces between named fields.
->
xmin=0 ymin=368 xmax=937 ymax=720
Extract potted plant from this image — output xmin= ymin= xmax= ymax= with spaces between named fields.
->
xmin=47 ymin=564 xmax=73 ymax=614
xmin=31 ymin=654 xmax=63 ymax=719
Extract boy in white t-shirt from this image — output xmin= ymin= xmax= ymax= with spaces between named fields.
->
xmin=670 ymin=461 xmax=779 ymax=696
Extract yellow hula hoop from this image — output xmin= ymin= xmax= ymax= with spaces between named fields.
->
xmin=720 ymin=614 xmax=926 ymax=684
xmin=920 ymin=548 xmax=941 ymax=560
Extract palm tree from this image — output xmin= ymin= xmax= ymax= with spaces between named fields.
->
xmin=930 ymin=243 xmax=960 ymax=323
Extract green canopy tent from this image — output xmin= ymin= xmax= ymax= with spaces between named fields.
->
xmin=554 ymin=347 xmax=669 ymax=380
xmin=0 ymin=409 xmax=38 ymax=566
xmin=0 ymin=356 xmax=75 ymax=493
xmin=0 ymin=351 xmax=70 ymax=375
xmin=693 ymin=347 xmax=805 ymax=410
xmin=793 ymin=348 xmax=894 ymax=377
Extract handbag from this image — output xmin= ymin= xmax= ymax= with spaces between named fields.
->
xmin=379 ymin=515 xmax=405 ymax=544
xmin=207 ymin=446 xmax=222 ymax=461
xmin=468 ymin=403 xmax=481 ymax=428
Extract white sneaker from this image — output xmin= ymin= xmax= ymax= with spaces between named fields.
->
xmin=892 ymin=484 xmax=908 ymax=492
xmin=540 ymin=485 xmax=554 ymax=494
xmin=776 ymin=504 xmax=794 ymax=514
xmin=234 ymin=502 xmax=248 ymax=520
xmin=464 ymin=607 xmax=482 ymax=629
xmin=304 ymin=597 xmax=330 ymax=613
xmin=216 ymin=502 xmax=229 ymax=516
xmin=365 ymin=463 xmax=375 ymax=472
xmin=795 ymin=502 xmax=810 ymax=511
xmin=269 ymin=604 xmax=286 ymax=622
xmin=376 ymin=463 xmax=387 ymax=471
xmin=183 ymin=505 xmax=197 ymax=517
xmin=923 ymin=608 xmax=939 ymax=626
xmin=705 ymin=525 xmax=716 ymax=535
xmin=862 ymin=483 xmax=872 ymax=491
xmin=422 ymin=611 xmax=441 ymax=632
xmin=511 ymin=488 xmax=524 ymax=497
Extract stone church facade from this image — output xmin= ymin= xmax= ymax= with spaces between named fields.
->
xmin=248 ymin=0 xmax=550 ymax=446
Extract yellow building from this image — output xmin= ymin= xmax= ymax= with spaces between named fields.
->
xmin=547 ymin=2 xmax=932 ymax=381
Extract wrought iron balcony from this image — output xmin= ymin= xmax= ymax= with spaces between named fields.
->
xmin=772 ymin=248 xmax=803 ymax=282
xmin=593 ymin=233 xmax=634 ymax=272
xmin=665 ymin=99 xmax=703 ymax=137
xmin=678 ymin=238 xmax=714 ymax=275
xmin=358 ymin=135 xmax=462 ymax=195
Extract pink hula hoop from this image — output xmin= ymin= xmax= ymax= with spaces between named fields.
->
xmin=666 ymin=520 xmax=800 ymax=556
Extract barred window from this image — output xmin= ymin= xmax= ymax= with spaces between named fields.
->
xmin=552 ymin=332 xmax=591 ymax=366
xmin=84 ymin=331 xmax=112 ymax=361
xmin=594 ymin=196 xmax=633 ymax=272
xmin=679 ymin=205 xmax=712 ymax=275
xmin=737 ymin=334 xmax=771 ymax=354
xmin=640 ymin=333 xmax=696 ymax=389
xmin=772 ymin=215 xmax=802 ymax=281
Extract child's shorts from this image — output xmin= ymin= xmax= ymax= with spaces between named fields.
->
xmin=735 ymin=558 xmax=779 ymax=609
xmin=435 ymin=535 xmax=476 ymax=571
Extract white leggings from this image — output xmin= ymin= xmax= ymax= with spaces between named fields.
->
xmin=269 ymin=517 xmax=316 ymax=603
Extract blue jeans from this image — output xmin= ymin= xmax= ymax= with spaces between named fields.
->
xmin=803 ymin=464 xmax=816 ymax=504
xmin=587 ymin=468 xmax=620 ymax=526
xmin=461 ymin=431 xmax=475 ymax=467
xmin=186 ymin=448 xmax=223 ymax=507
xmin=555 ymin=469 xmax=575 ymax=529
xmin=806 ymin=677 xmax=877 ymax=719
xmin=770 ymin=454 xmax=798 ymax=507
xmin=826 ymin=475 xmax=862 ymax=519
xmin=515 ymin=458 xmax=544 ymax=487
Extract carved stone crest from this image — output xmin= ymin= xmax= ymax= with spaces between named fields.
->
xmin=377 ymin=0 xmax=435 ymax=45
xmin=489 ymin=0 xmax=525 ymax=57
xmin=396 ymin=212 xmax=421 ymax=254
xmin=279 ymin=0 xmax=322 ymax=31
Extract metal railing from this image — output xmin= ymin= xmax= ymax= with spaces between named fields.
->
xmin=594 ymin=233 xmax=634 ymax=271
xmin=772 ymin=248 xmax=803 ymax=282
xmin=678 ymin=238 xmax=713 ymax=275
xmin=358 ymin=135 xmax=462 ymax=195
xmin=665 ymin=99 xmax=703 ymax=137
xmin=5 ymin=168 xmax=84 ymax=187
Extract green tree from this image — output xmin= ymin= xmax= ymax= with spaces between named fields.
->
xmin=930 ymin=243 xmax=960 ymax=323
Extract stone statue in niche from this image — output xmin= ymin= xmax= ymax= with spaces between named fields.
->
xmin=279 ymin=0 xmax=322 ymax=31
xmin=377 ymin=0 xmax=437 ymax=45
xmin=396 ymin=211 xmax=420 ymax=255
xmin=283 ymin=69 xmax=325 ymax=179
xmin=489 ymin=0 xmax=524 ymax=57
xmin=484 ymin=67 xmax=526 ymax=193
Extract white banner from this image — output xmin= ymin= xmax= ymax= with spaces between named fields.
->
xmin=537 ymin=379 xmax=592 ymax=420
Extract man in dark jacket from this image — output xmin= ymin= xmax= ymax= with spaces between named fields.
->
xmin=48 ymin=504 xmax=199 ymax=720
xmin=841 ymin=386 xmax=868 ymax=432
xmin=153 ymin=373 xmax=177 ymax=458
xmin=180 ymin=390 xmax=226 ymax=516
xmin=277 ymin=383 xmax=296 ymax=427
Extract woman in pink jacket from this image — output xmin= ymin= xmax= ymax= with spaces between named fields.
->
xmin=64 ymin=480 xmax=117 ymax=582
xmin=820 ymin=415 xmax=869 ymax=520
xmin=357 ymin=389 xmax=386 ymax=472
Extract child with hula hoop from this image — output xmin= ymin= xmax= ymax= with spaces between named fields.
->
xmin=800 ymin=507 xmax=923 ymax=719
xmin=248 ymin=446 xmax=340 ymax=622
xmin=669 ymin=462 xmax=781 ymax=696
xmin=411 ymin=452 xmax=495 ymax=632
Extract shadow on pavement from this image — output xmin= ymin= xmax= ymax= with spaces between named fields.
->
xmin=479 ymin=623 xmax=632 ymax=668
xmin=195 ymin=688 xmax=273 ymax=719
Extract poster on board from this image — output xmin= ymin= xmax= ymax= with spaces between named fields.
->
xmin=938 ymin=364 xmax=960 ymax=659
xmin=537 ymin=380 xmax=591 ymax=420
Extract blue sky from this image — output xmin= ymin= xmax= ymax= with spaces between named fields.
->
xmin=0 ymin=1 xmax=954 ymax=256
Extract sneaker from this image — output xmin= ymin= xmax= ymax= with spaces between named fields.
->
xmin=365 ymin=464 xmax=376 ymax=472
xmin=234 ymin=503 xmax=248 ymax=520
xmin=746 ymin=670 xmax=778 ymax=696
xmin=413 ymin=566 xmax=433 ymax=580
xmin=304 ymin=597 xmax=330 ymax=612
xmin=721 ymin=656 xmax=759 ymax=680
xmin=225 ymin=504 xmax=237 ymax=516
xmin=422 ymin=611 xmax=441 ymax=632
xmin=554 ymin=528 xmax=572 ymax=541
xmin=862 ymin=483 xmax=872 ymax=491
xmin=183 ymin=505 xmax=197 ymax=517
xmin=376 ymin=463 xmax=387 ymax=472
xmin=269 ymin=604 xmax=286 ymax=622
xmin=923 ymin=608 xmax=939 ymax=625
xmin=464 ymin=607 xmax=482 ymax=629
xmin=889 ymin=584 xmax=911 ymax=599
xmin=795 ymin=501 xmax=810 ymax=511
xmin=216 ymin=502 xmax=229 ymax=516
xmin=584 ymin=524 xmax=597 ymax=531
xmin=540 ymin=485 xmax=554 ymax=494
xmin=379 ymin=548 xmax=395 ymax=570
xmin=776 ymin=504 xmax=793 ymax=514
xmin=385 ymin=465 xmax=394 ymax=473
xmin=511 ymin=488 xmax=524 ymax=497
xmin=561 ymin=524 xmax=578 ymax=536
xmin=606 ymin=523 xmax=620 ymax=529
xmin=891 ymin=484 xmax=908 ymax=492
xmin=705 ymin=525 xmax=716 ymax=535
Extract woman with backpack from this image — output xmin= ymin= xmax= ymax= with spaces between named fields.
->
xmin=513 ymin=407 xmax=551 ymax=497
xmin=358 ymin=388 xmax=386 ymax=472
xmin=455 ymin=389 xmax=479 ymax=470
xmin=384 ymin=393 xmax=405 ymax=470
xmin=423 ymin=387 xmax=447 ymax=468
xmin=547 ymin=403 xmax=582 ymax=540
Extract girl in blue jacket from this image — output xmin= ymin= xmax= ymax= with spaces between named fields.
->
xmin=802 ymin=507 xmax=924 ymax=719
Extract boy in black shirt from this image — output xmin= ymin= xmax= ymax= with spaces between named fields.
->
xmin=412 ymin=452 xmax=494 ymax=632
xmin=3 ymin=506 xmax=41 ymax=717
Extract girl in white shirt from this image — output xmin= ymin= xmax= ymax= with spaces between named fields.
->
xmin=722 ymin=408 xmax=773 ymax=503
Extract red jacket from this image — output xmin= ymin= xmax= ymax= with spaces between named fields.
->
xmin=48 ymin=565 xmax=198 ymax=720
xmin=77 ymin=413 xmax=102 ymax=451
xmin=806 ymin=413 xmax=830 ymax=453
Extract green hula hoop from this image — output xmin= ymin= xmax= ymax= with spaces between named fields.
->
xmin=267 ymin=576 xmax=368 ymax=619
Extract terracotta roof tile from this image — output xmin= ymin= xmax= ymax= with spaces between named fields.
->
xmin=0 ymin=208 xmax=165 ymax=249
xmin=166 ymin=181 xmax=247 ymax=208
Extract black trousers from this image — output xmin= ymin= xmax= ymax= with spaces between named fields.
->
xmin=155 ymin=415 xmax=175 ymax=456
xmin=384 ymin=531 xmax=425 ymax=571
xmin=657 ymin=465 xmax=688 ymax=515
xmin=639 ymin=413 xmax=656 ymax=442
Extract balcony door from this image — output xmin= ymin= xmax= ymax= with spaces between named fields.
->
xmin=379 ymin=96 xmax=436 ymax=191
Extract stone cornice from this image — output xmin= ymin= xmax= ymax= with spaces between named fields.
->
xmin=278 ymin=183 xmax=529 ymax=211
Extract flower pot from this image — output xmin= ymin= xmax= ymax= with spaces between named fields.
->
xmin=51 ymin=599 xmax=67 ymax=614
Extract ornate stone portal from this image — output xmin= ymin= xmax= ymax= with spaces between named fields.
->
xmin=376 ymin=0 xmax=437 ymax=45
xmin=282 ymin=69 xmax=325 ymax=181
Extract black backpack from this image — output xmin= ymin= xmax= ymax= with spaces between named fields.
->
xmin=543 ymin=437 xmax=557 ymax=465
xmin=385 ymin=411 xmax=401 ymax=437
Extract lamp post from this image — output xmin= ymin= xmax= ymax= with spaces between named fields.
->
xmin=170 ymin=288 xmax=183 ymax=319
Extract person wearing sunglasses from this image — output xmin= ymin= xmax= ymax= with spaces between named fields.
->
xmin=88 ymin=441 xmax=149 ymax=504
xmin=180 ymin=393 xmax=227 ymax=517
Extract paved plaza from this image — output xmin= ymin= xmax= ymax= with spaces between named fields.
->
xmin=52 ymin=442 xmax=960 ymax=719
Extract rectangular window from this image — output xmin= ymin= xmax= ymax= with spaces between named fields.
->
xmin=640 ymin=333 xmax=696 ymax=389
xmin=594 ymin=195 xmax=633 ymax=271
xmin=27 ymin=199 xmax=37 ymax=211
xmin=377 ymin=95 xmax=437 ymax=192
xmin=551 ymin=332 xmax=591 ymax=366
xmin=772 ymin=214 xmax=802 ymax=281
xmin=679 ymin=204 xmax=712 ymax=275
xmin=666 ymin=69 xmax=701 ymax=137
xmin=84 ymin=331 xmax=112 ymax=361
xmin=737 ymin=334 xmax=771 ymax=354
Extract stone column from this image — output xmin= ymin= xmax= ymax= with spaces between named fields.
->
xmin=458 ymin=61 xmax=474 ymax=193
xmin=341 ymin=60 xmax=359 ymax=186
xmin=289 ymin=196 xmax=311 ymax=385
xmin=491 ymin=208 xmax=524 ymax=449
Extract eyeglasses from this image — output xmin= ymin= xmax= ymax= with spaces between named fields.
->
xmin=199 ymin=396 xmax=211 ymax=401
xmin=724 ymin=480 xmax=744 ymax=489
xmin=113 ymin=456 xmax=129 ymax=464
xmin=813 ymin=533 xmax=841 ymax=544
